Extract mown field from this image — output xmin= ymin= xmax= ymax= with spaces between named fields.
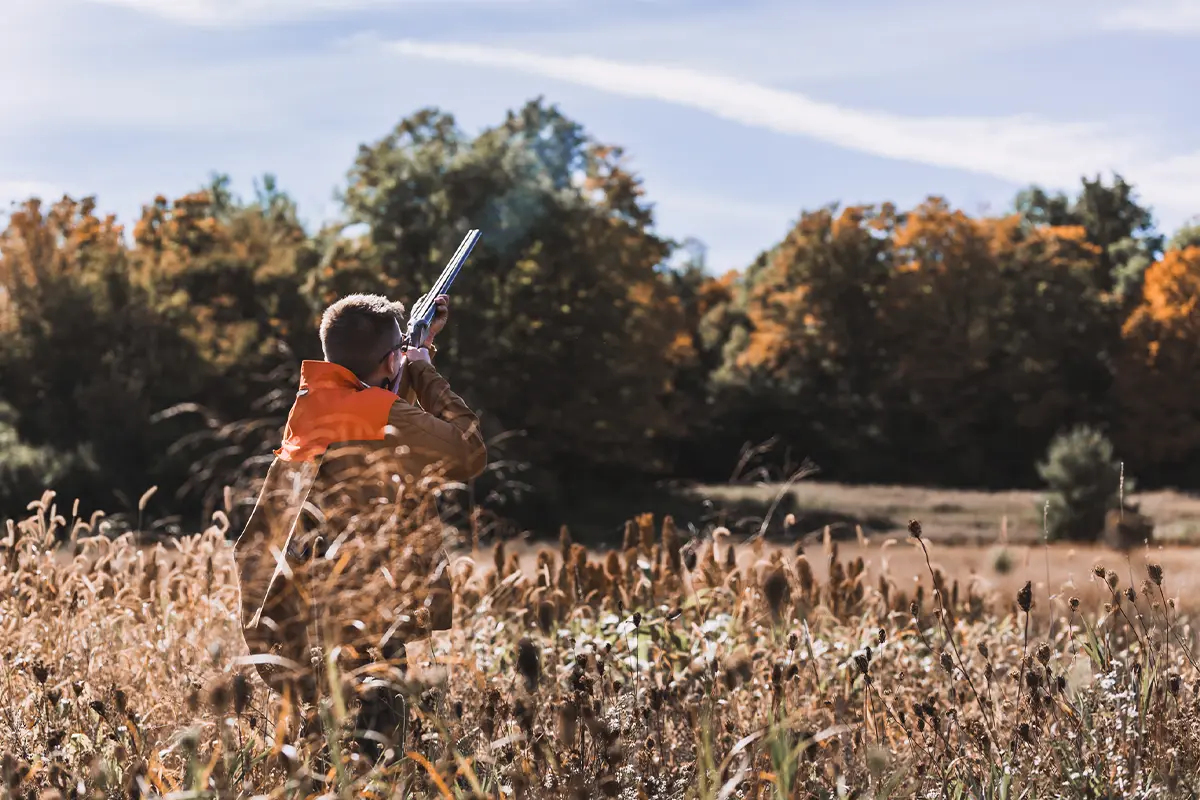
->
xmin=691 ymin=481 xmax=1200 ymax=544
xmin=4 ymin=484 xmax=1200 ymax=798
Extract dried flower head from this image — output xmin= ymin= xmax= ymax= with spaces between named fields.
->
xmin=1148 ymin=563 xmax=1164 ymax=587
xmin=517 ymin=638 xmax=541 ymax=692
xmin=762 ymin=567 xmax=790 ymax=621
xmin=1036 ymin=642 xmax=1051 ymax=667
xmin=537 ymin=600 xmax=556 ymax=636
xmin=907 ymin=520 xmax=922 ymax=539
xmin=1017 ymin=581 xmax=1032 ymax=613
xmin=209 ymin=681 xmax=230 ymax=713
xmin=232 ymin=673 xmax=252 ymax=715
xmin=854 ymin=653 xmax=870 ymax=678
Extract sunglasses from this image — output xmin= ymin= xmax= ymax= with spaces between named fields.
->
xmin=379 ymin=341 xmax=406 ymax=364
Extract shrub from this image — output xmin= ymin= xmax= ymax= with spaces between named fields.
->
xmin=992 ymin=547 xmax=1014 ymax=575
xmin=1038 ymin=425 xmax=1130 ymax=542
xmin=0 ymin=402 xmax=94 ymax=517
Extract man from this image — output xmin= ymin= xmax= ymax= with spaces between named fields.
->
xmin=232 ymin=292 xmax=486 ymax=729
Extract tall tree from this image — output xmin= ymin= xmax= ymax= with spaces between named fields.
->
xmin=1115 ymin=243 xmax=1200 ymax=482
xmin=331 ymin=99 xmax=688 ymax=489
xmin=0 ymin=197 xmax=208 ymax=517
xmin=1016 ymin=174 xmax=1162 ymax=298
xmin=707 ymin=204 xmax=897 ymax=481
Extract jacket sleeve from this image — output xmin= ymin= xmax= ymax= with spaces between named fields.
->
xmin=385 ymin=360 xmax=487 ymax=481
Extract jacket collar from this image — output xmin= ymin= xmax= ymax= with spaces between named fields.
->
xmin=298 ymin=360 xmax=371 ymax=392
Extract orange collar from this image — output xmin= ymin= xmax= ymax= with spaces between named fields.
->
xmin=298 ymin=360 xmax=371 ymax=392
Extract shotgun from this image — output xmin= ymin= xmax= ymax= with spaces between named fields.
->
xmin=405 ymin=229 xmax=480 ymax=350
xmin=392 ymin=229 xmax=480 ymax=395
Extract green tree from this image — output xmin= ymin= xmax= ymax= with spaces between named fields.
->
xmin=331 ymin=99 xmax=689 ymax=494
xmin=708 ymin=204 xmax=897 ymax=481
xmin=0 ymin=197 xmax=209 ymax=519
xmin=1017 ymin=174 xmax=1162 ymax=298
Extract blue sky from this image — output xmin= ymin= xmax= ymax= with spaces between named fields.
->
xmin=2 ymin=0 xmax=1198 ymax=273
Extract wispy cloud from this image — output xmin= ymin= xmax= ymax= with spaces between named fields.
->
xmin=1100 ymin=0 xmax=1200 ymax=33
xmin=388 ymin=40 xmax=1198 ymax=221
xmin=83 ymin=0 xmax=539 ymax=26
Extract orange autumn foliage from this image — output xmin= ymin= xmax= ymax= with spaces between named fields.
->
xmin=1116 ymin=245 xmax=1200 ymax=467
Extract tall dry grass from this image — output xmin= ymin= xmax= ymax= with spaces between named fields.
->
xmin=3 ymin=488 xmax=1200 ymax=798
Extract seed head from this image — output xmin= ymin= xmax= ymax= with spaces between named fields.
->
xmin=1036 ymin=642 xmax=1051 ymax=666
xmin=907 ymin=520 xmax=922 ymax=540
xmin=762 ymin=567 xmax=790 ymax=620
xmin=1148 ymin=563 xmax=1164 ymax=587
xmin=209 ymin=681 xmax=230 ymax=712
xmin=683 ymin=547 xmax=698 ymax=572
xmin=537 ymin=600 xmax=555 ymax=635
xmin=1124 ymin=587 xmax=1136 ymax=603
xmin=516 ymin=638 xmax=541 ymax=692
xmin=1093 ymin=564 xmax=1106 ymax=580
xmin=1106 ymin=570 xmax=1119 ymax=590
xmin=1017 ymin=581 xmax=1032 ymax=613
xmin=977 ymin=642 xmax=989 ymax=659
xmin=1069 ymin=597 xmax=1080 ymax=611
xmin=232 ymin=673 xmax=252 ymax=715
xmin=854 ymin=653 xmax=870 ymax=677
xmin=940 ymin=652 xmax=954 ymax=674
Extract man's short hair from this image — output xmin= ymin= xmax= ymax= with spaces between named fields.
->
xmin=319 ymin=294 xmax=406 ymax=380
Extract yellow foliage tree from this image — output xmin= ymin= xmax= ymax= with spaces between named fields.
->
xmin=1116 ymin=245 xmax=1200 ymax=471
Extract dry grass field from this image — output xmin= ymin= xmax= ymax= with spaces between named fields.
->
xmin=5 ymin=484 xmax=1200 ymax=798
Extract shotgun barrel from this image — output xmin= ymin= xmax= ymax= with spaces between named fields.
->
xmin=404 ymin=228 xmax=481 ymax=349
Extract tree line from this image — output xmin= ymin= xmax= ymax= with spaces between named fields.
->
xmin=2 ymin=98 xmax=1198 ymax=530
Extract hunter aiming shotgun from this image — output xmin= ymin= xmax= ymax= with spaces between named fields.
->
xmin=249 ymin=227 xmax=484 ymax=630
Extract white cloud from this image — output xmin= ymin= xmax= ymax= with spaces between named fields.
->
xmin=82 ymin=0 xmax=540 ymax=26
xmin=387 ymin=40 xmax=1199 ymax=223
xmin=1100 ymin=0 xmax=1200 ymax=33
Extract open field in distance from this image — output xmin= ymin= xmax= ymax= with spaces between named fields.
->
xmin=691 ymin=481 xmax=1200 ymax=544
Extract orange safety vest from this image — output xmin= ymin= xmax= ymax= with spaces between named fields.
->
xmin=274 ymin=361 xmax=398 ymax=463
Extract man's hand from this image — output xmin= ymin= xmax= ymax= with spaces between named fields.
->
xmin=428 ymin=295 xmax=450 ymax=340
xmin=403 ymin=347 xmax=432 ymax=365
